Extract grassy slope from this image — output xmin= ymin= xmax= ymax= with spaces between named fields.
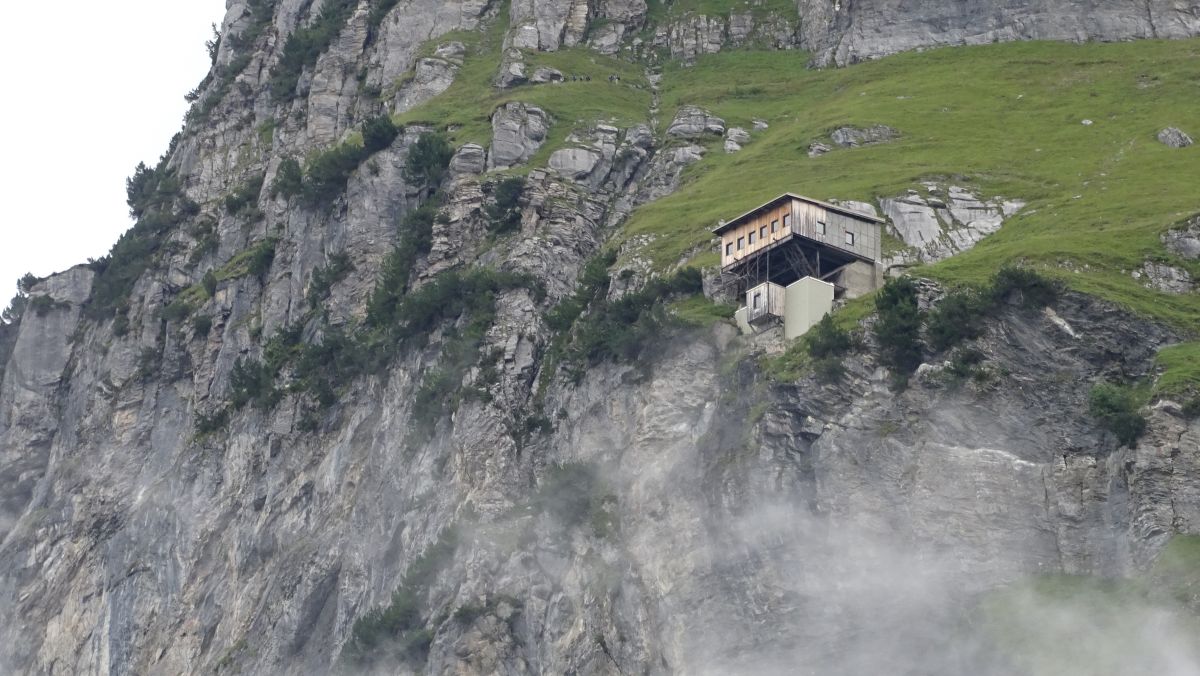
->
xmin=621 ymin=40 xmax=1200 ymax=391
xmin=395 ymin=24 xmax=1200 ymax=391
xmin=394 ymin=9 xmax=651 ymax=165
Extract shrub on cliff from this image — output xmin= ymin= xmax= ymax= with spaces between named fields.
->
xmin=1088 ymin=382 xmax=1147 ymax=448
xmin=874 ymin=276 xmax=924 ymax=381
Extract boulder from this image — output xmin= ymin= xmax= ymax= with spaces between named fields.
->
xmin=667 ymin=106 xmax=725 ymax=138
xmin=496 ymin=60 xmax=527 ymax=88
xmin=530 ymin=67 xmax=564 ymax=84
xmin=450 ymin=143 xmax=486 ymax=176
xmin=807 ymin=142 xmax=832 ymax=157
xmin=830 ymin=124 xmax=899 ymax=148
xmin=488 ymin=103 xmax=550 ymax=170
xmin=1134 ymin=262 xmax=1194 ymax=294
xmin=393 ymin=57 xmax=459 ymax=114
xmin=1157 ymin=127 xmax=1194 ymax=148
xmin=1162 ymin=217 xmax=1200 ymax=260
xmin=549 ymin=148 xmax=602 ymax=179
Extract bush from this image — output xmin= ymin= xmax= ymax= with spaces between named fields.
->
xmin=18 ymin=273 xmax=38 ymax=294
xmin=202 ymin=270 xmax=218 ymax=296
xmin=194 ymin=407 xmax=230 ymax=435
xmin=269 ymin=0 xmax=357 ymax=101
xmin=485 ymin=177 xmax=525 ymax=234
xmin=90 ymin=161 xmax=190 ymax=319
xmin=567 ymin=268 xmax=703 ymax=367
xmin=874 ymin=277 xmax=924 ymax=380
xmin=224 ymin=175 xmax=265 ymax=215
xmin=804 ymin=314 xmax=854 ymax=382
xmin=192 ymin=314 xmax=213 ymax=338
xmin=342 ymin=529 xmax=458 ymax=668
xmin=303 ymin=142 xmax=366 ymax=207
xmin=230 ymin=356 xmax=280 ymax=409
xmin=2 ymin=293 xmax=26 ymax=324
xmin=247 ymin=240 xmax=277 ymax=280
xmin=190 ymin=220 xmax=219 ymax=263
xmin=28 ymin=295 xmax=69 ymax=317
xmin=544 ymin=251 xmax=616 ymax=333
xmin=366 ymin=202 xmax=438 ymax=327
xmin=990 ymin=265 xmax=1059 ymax=308
xmin=362 ymin=115 xmax=401 ymax=153
xmin=1088 ymin=382 xmax=1147 ymax=448
xmin=273 ymin=158 xmax=304 ymax=199
xmin=807 ymin=314 xmax=853 ymax=359
xmin=307 ymin=252 xmax=355 ymax=308
xmin=405 ymin=133 xmax=454 ymax=187
xmin=926 ymin=288 xmax=988 ymax=352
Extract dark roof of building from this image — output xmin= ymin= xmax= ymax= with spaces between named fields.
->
xmin=711 ymin=193 xmax=884 ymax=235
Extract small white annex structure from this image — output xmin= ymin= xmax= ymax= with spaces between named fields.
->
xmin=734 ymin=277 xmax=835 ymax=340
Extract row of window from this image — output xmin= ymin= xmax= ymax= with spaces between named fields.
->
xmin=724 ymin=216 xmax=855 ymax=256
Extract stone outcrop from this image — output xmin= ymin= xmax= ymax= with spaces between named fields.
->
xmin=1158 ymin=127 xmax=1195 ymax=148
xmin=393 ymin=42 xmax=465 ymax=114
xmin=488 ymin=102 xmax=550 ymax=170
xmin=804 ymin=0 xmax=1200 ymax=65
xmin=1134 ymin=261 xmax=1195 ymax=294
xmin=880 ymin=183 xmax=1025 ymax=270
xmin=1164 ymin=217 xmax=1200 ymax=260
xmin=666 ymin=105 xmax=725 ymax=138
xmin=831 ymin=124 xmax=900 ymax=148
xmin=723 ymin=126 xmax=750 ymax=153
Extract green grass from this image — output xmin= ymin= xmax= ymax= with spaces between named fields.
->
xmin=614 ymin=39 xmax=1200 ymax=386
xmin=1156 ymin=342 xmax=1200 ymax=396
xmin=394 ymin=7 xmax=652 ymax=158
xmin=669 ymin=295 xmax=736 ymax=325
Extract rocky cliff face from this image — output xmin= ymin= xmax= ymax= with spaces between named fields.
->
xmin=1 ymin=0 xmax=1198 ymax=674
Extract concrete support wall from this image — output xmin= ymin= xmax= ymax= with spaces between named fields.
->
xmin=838 ymin=260 xmax=882 ymax=298
xmin=784 ymin=277 xmax=835 ymax=340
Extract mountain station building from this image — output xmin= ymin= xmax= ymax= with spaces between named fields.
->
xmin=714 ymin=193 xmax=884 ymax=339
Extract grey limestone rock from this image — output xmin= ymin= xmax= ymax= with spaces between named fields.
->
xmin=393 ymin=46 xmax=464 ymax=114
xmin=667 ymin=105 xmax=725 ymax=139
xmin=1158 ymin=127 xmax=1194 ymax=148
xmin=450 ymin=143 xmax=487 ymax=175
xmin=530 ymin=66 xmax=564 ymax=83
xmin=808 ymin=0 xmax=1200 ymax=66
xmin=723 ymin=127 xmax=749 ymax=153
xmin=495 ymin=59 xmax=528 ymax=88
xmin=1163 ymin=217 xmax=1200 ymax=260
xmin=488 ymin=102 xmax=550 ymax=170
xmin=807 ymin=141 xmax=832 ymax=157
xmin=830 ymin=124 xmax=900 ymax=148
xmin=880 ymin=184 xmax=1023 ymax=270
xmin=548 ymin=147 xmax=602 ymax=179
xmin=1134 ymin=261 xmax=1195 ymax=294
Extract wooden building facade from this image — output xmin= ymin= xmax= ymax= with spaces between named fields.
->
xmin=716 ymin=193 xmax=882 ymax=271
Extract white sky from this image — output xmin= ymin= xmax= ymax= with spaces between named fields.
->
xmin=0 ymin=0 xmax=228 ymax=305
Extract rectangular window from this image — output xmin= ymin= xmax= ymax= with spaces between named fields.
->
xmin=725 ymin=242 xmax=733 ymax=257
xmin=783 ymin=214 xmax=791 ymax=228
xmin=817 ymin=221 xmax=826 ymax=235
xmin=771 ymin=220 xmax=779 ymax=234
xmin=760 ymin=226 xmax=767 ymax=239
xmin=753 ymin=292 xmax=762 ymax=309
xmin=737 ymin=236 xmax=745 ymax=250
xmin=748 ymin=231 xmax=755 ymax=245
xmin=845 ymin=231 xmax=855 ymax=246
